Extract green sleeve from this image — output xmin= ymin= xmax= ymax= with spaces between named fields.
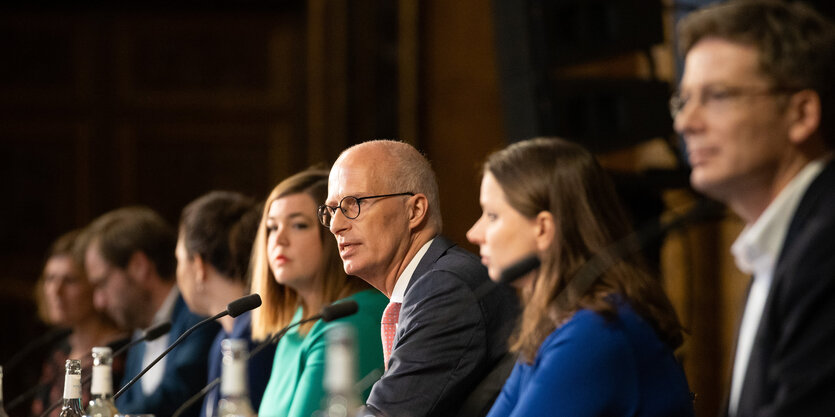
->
xmin=286 ymin=331 xmax=328 ymax=417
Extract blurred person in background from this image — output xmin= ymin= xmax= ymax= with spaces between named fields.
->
xmin=82 ymin=206 xmax=218 ymax=417
xmin=175 ymin=191 xmax=274 ymax=417
xmin=30 ymin=229 xmax=127 ymax=417
xmin=674 ymin=1 xmax=835 ymax=415
xmin=251 ymin=168 xmax=387 ymax=417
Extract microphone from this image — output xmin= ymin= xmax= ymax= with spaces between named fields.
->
xmin=28 ymin=322 xmax=172 ymax=417
xmin=170 ymin=300 xmax=360 ymax=417
xmin=227 ymin=294 xmax=263 ymax=318
xmin=113 ymin=294 xmax=262 ymax=400
xmin=498 ymin=255 xmax=541 ymax=285
xmin=113 ymin=321 xmax=173 ymax=358
xmin=320 ymin=300 xmax=359 ymax=322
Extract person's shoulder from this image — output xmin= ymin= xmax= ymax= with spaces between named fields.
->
xmin=411 ymin=237 xmax=488 ymax=290
xmin=545 ymin=308 xmax=631 ymax=352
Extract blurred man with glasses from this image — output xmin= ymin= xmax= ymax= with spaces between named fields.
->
xmin=674 ymin=1 xmax=835 ymax=416
xmin=322 ymin=140 xmax=518 ymax=417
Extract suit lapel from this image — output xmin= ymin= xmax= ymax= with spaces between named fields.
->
xmin=406 ymin=236 xmax=454 ymax=295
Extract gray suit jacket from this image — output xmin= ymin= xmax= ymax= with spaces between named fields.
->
xmin=367 ymin=236 xmax=519 ymax=417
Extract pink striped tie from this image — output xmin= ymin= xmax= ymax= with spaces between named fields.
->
xmin=381 ymin=301 xmax=402 ymax=370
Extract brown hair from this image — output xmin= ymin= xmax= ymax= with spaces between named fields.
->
xmin=678 ymin=0 xmax=835 ymax=146
xmin=179 ymin=191 xmax=261 ymax=283
xmin=81 ymin=206 xmax=177 ymax=280
xmin=484 ymin=138 xmax=683 ymax=362
xmin=250 ymin=168 xmax=371 ymax=339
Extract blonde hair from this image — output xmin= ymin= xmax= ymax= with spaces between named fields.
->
xmin=250 ymin=168 xmax=371 ymax=340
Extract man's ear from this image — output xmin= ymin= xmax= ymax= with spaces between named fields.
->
xmin=534 ymin=210 xmax=556 ymax=252
xmin=193 ymin=254 xmax=207 ymax=288
xmin=127 ymin=251 xmax=152 ymax=284
xmin=787 ymin=89 xmax=822 ymax=145
xmin=407 ymin=193 xmax=430 ymax=230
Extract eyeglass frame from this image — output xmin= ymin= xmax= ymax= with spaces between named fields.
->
xmin=318 ymin=192 xmax=415 ymax=227
xmin=669 ymin=84 xmax=801 ymax=118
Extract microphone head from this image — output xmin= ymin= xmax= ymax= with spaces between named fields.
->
xmin=227 ymin=294 xmax=262 ymax=318
xmin=499 ymin=254 xmax=541 ymax=284
xmin=320 ymin=300 xmax=359 ymax=322
xmin=143 ymin=321 xmax=172 ymax=341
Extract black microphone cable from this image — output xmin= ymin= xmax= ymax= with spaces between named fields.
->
xmin=112 ymin=294 xmax=261 ymax=401
xmin=32 ymin=321 xmax=173 ymax=417
xmin=170 ymin=300 xmax=359 ymax=417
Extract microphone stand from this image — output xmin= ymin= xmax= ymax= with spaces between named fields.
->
xmin=169 ymin=319 xmax=310 ymax=417
xmin=113 ymin=294 xmax=261 ymax=402
xmin=169 ymin=301 xmax=358 ymax=417
xmin=113 ymin=311 xmax=227 ymax=401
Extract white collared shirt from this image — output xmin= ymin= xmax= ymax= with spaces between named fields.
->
xmin=140 ymin=286 xmax=179 ymax=395
xmin=727 ymin=158 xmax=827 ymax=416
xmin=390 ymin=238 xmax=435 ymax=303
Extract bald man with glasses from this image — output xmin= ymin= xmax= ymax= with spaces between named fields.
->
xmin=322 ymin=140 xmax=518 ymax=417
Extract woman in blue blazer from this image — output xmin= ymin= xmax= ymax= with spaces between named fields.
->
xmin=467 ymin=138 xmax=694 ymax=417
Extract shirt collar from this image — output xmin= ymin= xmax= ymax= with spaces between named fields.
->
xmin=151 ymin=286 xmax=179 ymax=326
xmin=390 ymin=238 xmax=434 ymax=303
xmin=731 ymin=158 xmax=828 ymax=276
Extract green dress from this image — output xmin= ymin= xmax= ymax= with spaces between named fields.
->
xmin=257 ymin=289 xmax=388 ymax=417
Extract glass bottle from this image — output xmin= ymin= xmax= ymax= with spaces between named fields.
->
xmin=86 ymin=347 xmax=119 ymax=417
xmin=217 ymin=339 xmax=255 ymax=417
xmin=321 ymin=324 xmax=360 ymax=417
xmin=0 ymin=365 xmax=10 ymax=417
xmin=58 ymin=359 xmax=84 ymax=417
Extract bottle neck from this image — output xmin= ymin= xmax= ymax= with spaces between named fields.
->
xmin=220 ymin=357 xmax=248 ymax=397
xmin=63 ymin=373 xmax=82 ymax=400
xmin=62 ymin=397 xmax=83 ymax=408
xmin=90 ymin=364 xmax=113 ymax=396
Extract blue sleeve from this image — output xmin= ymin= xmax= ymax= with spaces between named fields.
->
xmin=489 ymin=311 xmax=638 ymax=417
xmin=485 ymin=362 xmax=524 ymax=417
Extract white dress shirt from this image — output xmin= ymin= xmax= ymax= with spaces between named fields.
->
xmin=727 ymin=159 xmax=826 ymax=416
xmin=390 ymin=238 xmax=434 ymax=303
xmin=140 ymin=286 xmax=179 ymax=395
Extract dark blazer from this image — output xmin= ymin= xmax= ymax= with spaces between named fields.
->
xmin=199 ymin=311 xmax=275 ymax=417
xmin=366 ymin=236 xmax=519 ymax=417
xmin=116 ymin=293 xmax=220 ymax=417
xmin=733 ymin=160 xmax=835 ymax=417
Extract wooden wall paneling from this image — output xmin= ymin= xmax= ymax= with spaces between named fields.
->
xmin=0 ymin=14 xmax=80 ymax=107
xmin=267 ymin=122 xmax=297 ymax=190
xmin=421 ymin=0 xmax=506 ymax=248
xmin=0 ymin=125 xmax=90 ymax=281
xmin=126 ymin=123 xmax=277 ymax=222
xmin=398 ymin=0 xmax=420 ymax=144
xmin=346 ymin=0 xmax=399 ymax=142
xmin=307 ymin=0 xmax=350 ymax=165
